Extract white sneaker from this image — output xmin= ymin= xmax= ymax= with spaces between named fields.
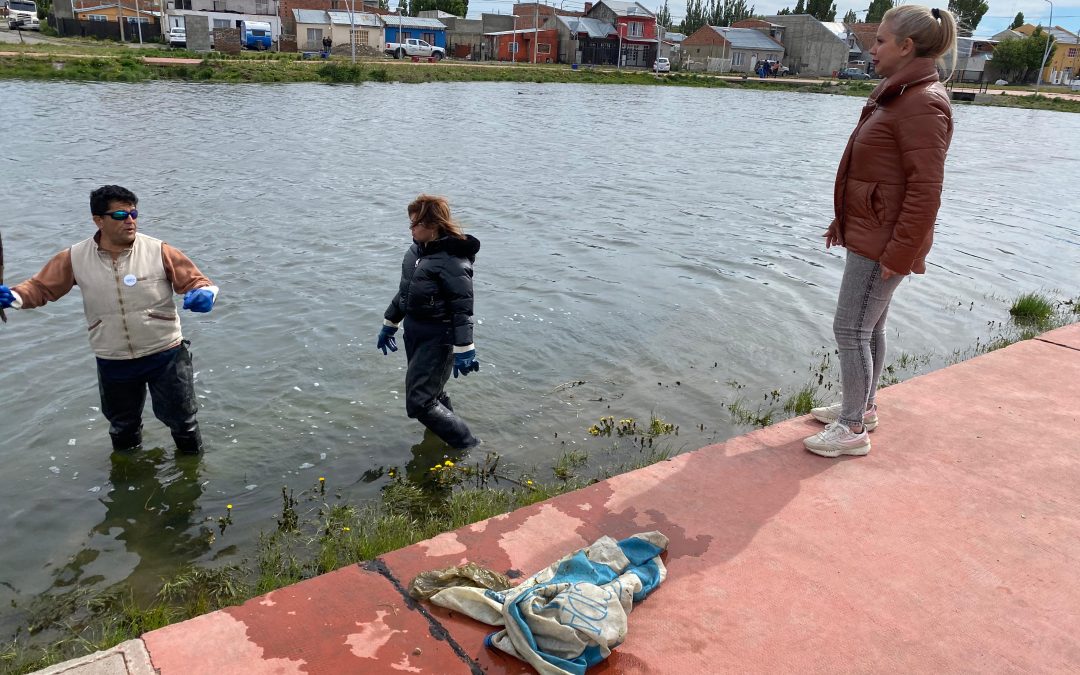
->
xmin=804 ymin=421 xmax=871 ymax=458
xmin=810 ymin=402 xmax=878 ymax=431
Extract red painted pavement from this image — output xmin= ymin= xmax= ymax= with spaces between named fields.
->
xmin=142 ymin=565 xmax=469 ymax=674
xmin=123 ymin=324 xmax=1080 ymax=673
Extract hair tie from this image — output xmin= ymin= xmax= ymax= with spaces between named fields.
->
xmin=931 ymin=7 xmax=940 ymax=19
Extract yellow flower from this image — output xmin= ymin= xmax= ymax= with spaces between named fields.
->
xmin=319 ymin=476 xmax=325 ymax=482
xmin=226 ymin=504 xmax=233 ymax=510
xmin=343 ymin=526 xmax=351 ymax=532
xmin=444 ymin=460 xmax=454 ymax=467
xmin=526 ymin=479 xmax=534 ymax=485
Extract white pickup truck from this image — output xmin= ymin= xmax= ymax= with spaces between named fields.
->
xmin=5 ymin=0 xmax=41 ymax=30
xmin=384 ymin=38 xmax=445 ymax=60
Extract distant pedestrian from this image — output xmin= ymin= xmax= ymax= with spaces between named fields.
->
xmin=805 ymin=5 xmax=957 ymax=458
xmin=376 ymin=195 xmax=482 ymax=450
xmin=322 ymin=33 xmax=332 ymax=57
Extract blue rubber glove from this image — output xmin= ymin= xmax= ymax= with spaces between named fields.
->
xmin=182 ymin=288 xmax=215 ymax=313
xmin=377 ymin=325 xmax=398 ymax=355
xmin=0 ymin=285 xmax=14 ymax=309
xmin=453 ymin=349 xmax=480 ymax=378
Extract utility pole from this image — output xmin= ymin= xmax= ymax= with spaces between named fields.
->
xmin=134 ymin=0 xmax=143 ymax=44
xmin=1072 ymin=25 xmax=1079 ymax=85
xmin=1035 ymin=0 xmax=1053 ymax=95
xmin=118 ymin=0 xmax=126 ymax=42
xmin=346 ymin=0 xmax=356 ymax=63
xmin=533 ymin=1 xmax=538 ymax=64
xmin=617 ymin=21 xmax=622 ymax=69
xmin=721 ymin=27 xmax=728 ymax=72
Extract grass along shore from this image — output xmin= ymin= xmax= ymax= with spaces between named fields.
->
xmin=1 ymin=426 xmax=679 ymax=674
xmin=2 ymin=291 xmax=1076 ymax=672
xmin=723 ymin=291 xmax=1079 ymax=429
xmin=1 ymin=47 xmax=1078 ymax=112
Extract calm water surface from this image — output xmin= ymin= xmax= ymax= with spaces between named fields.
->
xmin=1 ymin=80 xmax=1077 ymax=634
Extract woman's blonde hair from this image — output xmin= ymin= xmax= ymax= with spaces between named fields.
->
xmin=882 ymin=5 xmax=959 ymax=77
xmin=408 ymin=194 xmax=465 ymax=240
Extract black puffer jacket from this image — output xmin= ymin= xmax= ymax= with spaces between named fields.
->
xmin=384 ymin=234 xmax=480 ymax=347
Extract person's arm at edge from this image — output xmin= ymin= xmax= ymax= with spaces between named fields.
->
xmin=162 ymin=243 xmax=218 ymax=300
xmin=444 ymin=260 xmax=475 ymax=354
xmin=9 ymin=250 xmax=76 ymax=309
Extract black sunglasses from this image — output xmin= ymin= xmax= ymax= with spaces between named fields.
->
xmin=100 ymin=209 xmax=139 ymax=221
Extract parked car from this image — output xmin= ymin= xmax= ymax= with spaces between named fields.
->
xmin=838 ymin=67 xmax=871 ymax=80
xmin=384 ymin=38 xmax=445 ymax=60
xmin=654 ymin=57 xmax=670 ymax=73
xmin=167 ymin=26 xmax=186 ymax=47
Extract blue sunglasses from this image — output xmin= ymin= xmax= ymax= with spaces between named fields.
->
xmin=101 ymin=209 xmax=138 ymax=221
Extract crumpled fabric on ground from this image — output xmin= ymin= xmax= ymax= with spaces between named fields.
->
xmin=407 ymin=562 xmax=514 ymax=600
xmin=427 ymin=531 xmax=668 ymax=675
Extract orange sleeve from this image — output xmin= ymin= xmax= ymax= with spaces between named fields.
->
xmin=161 ymin=243 xmax=212 ymax=294
xmin=11 ymin=249 xmax=76 ymax=309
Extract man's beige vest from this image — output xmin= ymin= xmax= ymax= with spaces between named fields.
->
xmin=70 ymin=233 xmax=182 ymax=360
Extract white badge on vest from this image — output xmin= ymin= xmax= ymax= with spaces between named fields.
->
xmin=123 ymin=274 xmax=137 ymax=287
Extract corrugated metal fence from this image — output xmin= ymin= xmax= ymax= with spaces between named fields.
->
xmin=50 ymin=15 xmax=162 ymax=42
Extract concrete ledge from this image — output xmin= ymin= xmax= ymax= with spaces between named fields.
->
xmin=34 ymin=640 xmax=155 ymax=675
xmin=1037 ymin=322 xmax=1080 ymax=350
xmin=32 ymin=324 xmax=1080 ymax=674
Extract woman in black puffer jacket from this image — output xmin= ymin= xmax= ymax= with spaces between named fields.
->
xmin=377 ymin=195 xmax=481 ymax=450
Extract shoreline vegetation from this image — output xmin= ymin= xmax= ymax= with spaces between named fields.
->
xmin=0 ymin=47 xmax=1078 ymax=113
xmin=2 ymin=292 xmax=1076 ymax=672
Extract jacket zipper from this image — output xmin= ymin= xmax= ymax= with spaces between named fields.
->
xmin=110 ymin=255 xmax=136 ymax=358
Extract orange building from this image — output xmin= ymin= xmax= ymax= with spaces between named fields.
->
xmin=486 ymin=27 xmax=558 ymax=63
xmin=1014 ymin=24 xmax=1080 ymax=85
xmin=73 ymin=2 xmax=161 ymax=25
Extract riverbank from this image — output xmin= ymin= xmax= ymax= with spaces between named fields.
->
xmin=1 ymin=48 xmax=1078 ymax=113
xmin=1 ymin=432 xmax=679 ymax=673
xmin=4 ymin=293 xmax=1076 ymax=673
xmin=23 ymin=321 xmax=1080 ymax=674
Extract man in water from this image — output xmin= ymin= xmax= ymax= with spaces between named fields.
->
xmin=0 ymin=185 xmax=218 ymax=454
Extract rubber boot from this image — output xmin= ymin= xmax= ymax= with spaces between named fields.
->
xmin=437 ymin=393 xmax=453 ymax=412
xmin=172 ymin=428 xmax=203 ymax=455
xmin=415 ymin=402 xmax=479 ymax=450
xmin=110 ymin=426 xmax=143 ymax=452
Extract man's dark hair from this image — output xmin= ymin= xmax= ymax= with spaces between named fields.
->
xmin=90 ymin=185 xmax=138 ymax=216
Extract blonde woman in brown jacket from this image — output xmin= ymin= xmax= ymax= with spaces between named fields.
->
xmin=805 ymin=6 xmax=957 ymax=458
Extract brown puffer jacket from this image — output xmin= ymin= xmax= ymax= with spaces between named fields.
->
xmin=832 ymin=57 xmax=953 ymax=275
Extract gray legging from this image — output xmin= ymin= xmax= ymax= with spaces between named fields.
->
xmin=833 ymin=251 xmax=905 ymax=428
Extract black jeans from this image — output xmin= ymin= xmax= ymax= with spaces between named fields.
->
xmin=97 ymin=341 xmax=201 ymax=453
xmin=403 ymin=319 xmax=478 ymax=450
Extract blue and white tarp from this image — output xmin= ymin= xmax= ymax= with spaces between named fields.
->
xmin=428 ymin=531 xmax=668 ymax=675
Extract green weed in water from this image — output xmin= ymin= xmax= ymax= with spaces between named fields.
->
xmin=552 ymin=449 xmax=588 ymax=481
xmin=1009 ymin=292 xmax=1055 ymax=326
xmin=782 ymin=383 xmax=822 ymax=415
xmin=726 ymin=397 xmax=776 ymax=428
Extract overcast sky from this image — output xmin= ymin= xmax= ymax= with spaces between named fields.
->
xmin=461 ymin=0 xmax=1080 ymax=38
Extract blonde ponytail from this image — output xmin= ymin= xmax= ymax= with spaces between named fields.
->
xmin=883 ymin=5 xmax=959 ymax=78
